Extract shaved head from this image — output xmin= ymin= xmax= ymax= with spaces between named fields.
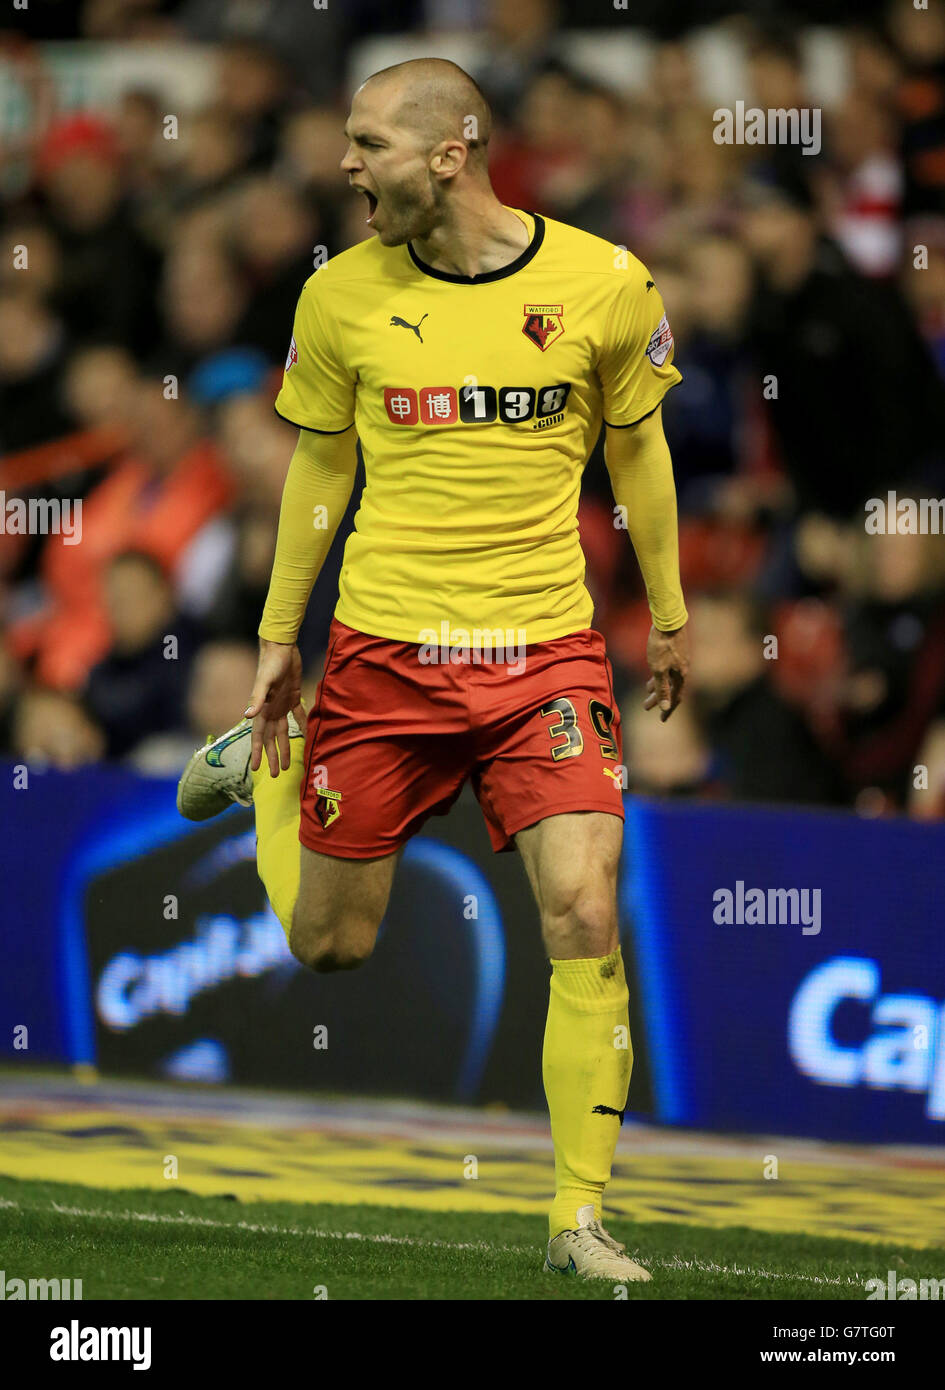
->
xmin=359 ymin=58 xmax=492 ymax=166
xmin=342 ymin=58 xmax=500 ymax=247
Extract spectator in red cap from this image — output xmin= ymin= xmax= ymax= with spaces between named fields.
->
xmin=36 ymin=112 xmax=120 ymax=179
xmin=36 ymin=112 xmax=160 ymax=357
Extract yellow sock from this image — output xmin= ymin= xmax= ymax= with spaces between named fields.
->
xmin=252 ymin=741 xmax=305 ymax=937
xmin=543 ymin=946 xmax=632 ymax=1239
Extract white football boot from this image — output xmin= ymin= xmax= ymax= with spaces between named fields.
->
xmin=177 ymin=712 xmax=305 ymax=821
xmin=544 ymin=1204 xmax=652 ymax=1282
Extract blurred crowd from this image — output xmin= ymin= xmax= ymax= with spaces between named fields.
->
xmin=2 ymin=0 xmax=945 ymax=820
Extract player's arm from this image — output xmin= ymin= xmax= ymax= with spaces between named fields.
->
xmin=246 ymin=425 xmax=358 ymax=774
xmin=604 ymin=405 xmax=689 ymax=720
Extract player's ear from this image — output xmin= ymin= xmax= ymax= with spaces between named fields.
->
xmin=430 ymin=138 xmax=467 ymax=181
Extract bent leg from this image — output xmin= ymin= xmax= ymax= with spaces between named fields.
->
xmin=289 ymin=844 xmax=401 ymax=973
xmin=252 ymin=743 xmax=399 ymax=973
xmin=253 ymin=748 xmax=306 ymax=936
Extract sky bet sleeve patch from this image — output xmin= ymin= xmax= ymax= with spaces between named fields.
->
xmin=645 ymin=314 xmax=674 ymax=367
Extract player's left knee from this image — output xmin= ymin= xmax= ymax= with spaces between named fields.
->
xmin=289 ymin=920 xmax=375 ymax=974
xmin=311 ymin=941 xmax=372 ymax=973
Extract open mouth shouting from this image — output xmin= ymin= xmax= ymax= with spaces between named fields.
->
xmin=353 ymin=184 xmax=379 ymax=225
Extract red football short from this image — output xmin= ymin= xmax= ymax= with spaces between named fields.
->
xmin=299 ymin=618 xmax=625 ymax=857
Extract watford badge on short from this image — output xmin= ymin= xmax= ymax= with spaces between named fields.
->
xmin=314 ymin=788 xmax=342 ymax=828
xmin=522 ymin=303 xmax=564 ymax=351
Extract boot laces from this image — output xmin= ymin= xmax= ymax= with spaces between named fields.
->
xmin=581 ymin=1218 xmax=627 ymax=1256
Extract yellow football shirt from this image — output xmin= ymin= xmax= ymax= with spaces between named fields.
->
xmin=274 ymin=208 xmax=681 ymax=648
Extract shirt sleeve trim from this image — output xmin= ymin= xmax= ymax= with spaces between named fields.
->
xmin=602 ymin=374 xmax=680 ymax=429
xmin=273 ymin=405 xmax=355 ymax=434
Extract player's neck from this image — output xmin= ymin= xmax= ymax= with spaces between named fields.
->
xmin=409 ymin=194 xmax=531 ymax=279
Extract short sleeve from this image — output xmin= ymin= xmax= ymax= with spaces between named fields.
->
xmin=274 ymin=274 xmax=355 ymax=432
xmin=597 ymin=271 xmax=682 ymax=427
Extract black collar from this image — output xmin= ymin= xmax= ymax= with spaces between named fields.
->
xmin=408 ymin=212 xmax=545 ymax=284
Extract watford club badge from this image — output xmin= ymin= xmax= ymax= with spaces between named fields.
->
xmin=314 ymin=788 xmax=342 ymax=828
xmin=522 ymin=303 xmax=564 ymax=351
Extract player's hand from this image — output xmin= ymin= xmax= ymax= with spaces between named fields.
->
xmin=644 ymin=622 xmax=689 ymax=722
xmin=245 ymin=639 xmax=305 ymax=777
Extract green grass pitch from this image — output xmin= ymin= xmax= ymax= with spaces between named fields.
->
xmin=1 ymin=1173 xmax=932 ymax=1300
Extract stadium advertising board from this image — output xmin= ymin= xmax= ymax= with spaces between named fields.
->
xmin=2 ymin=768 xmax=943 ymax=1142
xmin=625 ymin=799 xmax=945 ymax=1144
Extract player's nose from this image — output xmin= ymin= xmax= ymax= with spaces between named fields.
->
xmin=340 ymin=145 xmax=361 ymax=174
